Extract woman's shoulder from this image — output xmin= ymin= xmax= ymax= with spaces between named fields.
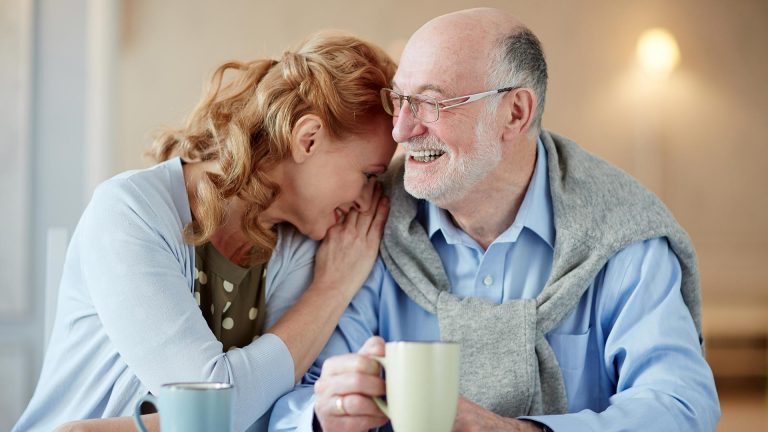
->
xmin=88 ymin=159 xmax=189 ymax=224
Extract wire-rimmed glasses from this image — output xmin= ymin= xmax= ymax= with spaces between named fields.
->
xmin=380 ymin=86 xmax=518 ymax=123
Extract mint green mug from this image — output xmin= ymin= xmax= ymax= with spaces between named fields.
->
xmin=372 ymin=341 xmax=460 ymax=432
xmin=133 ymin=382 xmax=233 ymax=432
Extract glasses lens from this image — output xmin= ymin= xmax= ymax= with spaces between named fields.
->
xmin=411 ymin=94 xmax=439 ymax=123
xmin=381 ymin=89 xmax=402 ymax=117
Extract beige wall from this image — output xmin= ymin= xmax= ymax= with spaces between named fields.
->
xmin=117 ymin=0 xmax=768 ymax=304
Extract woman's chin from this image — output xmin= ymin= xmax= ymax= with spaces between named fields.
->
xmin=300 ymin=225 xmax=329 ymax=242
xmin=292 ymin=218 xmax=334 ymax=241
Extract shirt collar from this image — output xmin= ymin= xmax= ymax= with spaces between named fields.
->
xmin=421 ymin=137 xmax=554 ymax=249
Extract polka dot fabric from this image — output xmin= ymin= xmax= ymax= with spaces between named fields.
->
xmin=193 ymin=243 xmax=267 ymax=351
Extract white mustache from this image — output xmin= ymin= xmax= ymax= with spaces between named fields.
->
xmin=403 ymin=135 xmax=450 ymax=153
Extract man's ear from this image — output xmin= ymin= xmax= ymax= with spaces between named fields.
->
xmin=501 ymin=88 xmax=536 ymax=141
xmin=291 ymin=114 xmax=323 ymax=163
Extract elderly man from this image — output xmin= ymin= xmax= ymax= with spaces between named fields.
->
xmin=269 ymin=8 xmax=719 ymax=432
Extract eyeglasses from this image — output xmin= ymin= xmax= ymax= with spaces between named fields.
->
xmin=380 ymin=86 xmax=519 ymax=123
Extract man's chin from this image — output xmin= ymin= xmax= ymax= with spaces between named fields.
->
xmin=404 ymin=178 xmax=443 ymax=202
xmin=405 ymin=177 xmax=472 ymax=208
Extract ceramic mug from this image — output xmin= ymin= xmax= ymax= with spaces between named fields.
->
xmin=133 ymin=382 xmax=233 ymax=432
xmin=372 ymin=341 xmax=460 ymax=432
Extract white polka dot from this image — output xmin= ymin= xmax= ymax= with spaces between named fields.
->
xmin=227 ymin=346 xmax=237 ymax=352
xmin=194 ymin=268 xmax=199 ymax=279
xmin=252 ymin=335 xmax=260 ymax=341
xmin=199 ymin=271 xmax=208 ymax=285
xmin=210 ymin=304 xmax=215 ymax=314
xmin=223 ymin=301 xmax=231 ymax=314
xmin=195 ymin=292 xmax=201 ymax=305
xmin=223 ymin=280 xmax=234 ymax=292
xmin=222 ymin=317 xmax=234 ymax=330
xmin=249 ymin=308 xmax=258 ymax=320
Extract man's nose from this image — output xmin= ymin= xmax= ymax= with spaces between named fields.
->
xmin=391 ymin=102 xmax=427 ymax=144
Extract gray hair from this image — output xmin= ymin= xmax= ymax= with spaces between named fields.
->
xmin=486 ymin=28 xmax=548 ymax=136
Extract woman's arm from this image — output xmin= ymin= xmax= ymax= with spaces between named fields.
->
xmin=54 ymin=414 xmax=158 ymax=432
xmin=78 ymin=179 xmax=293 ymax=430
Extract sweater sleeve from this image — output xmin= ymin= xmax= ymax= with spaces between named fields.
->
xmin=78 ymin=178 xmax=295 ymax=431
xmin=522 ymin=238 xmax=720 ymax=431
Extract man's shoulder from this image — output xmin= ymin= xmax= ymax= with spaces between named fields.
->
xmin=542 ymin=130 xmax=647 ymax=195
xmin=542 ymin=130 xmax=679 ymax=245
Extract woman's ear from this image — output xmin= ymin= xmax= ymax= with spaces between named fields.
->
xmin=291 ymin=115 xmax=323 ymax=163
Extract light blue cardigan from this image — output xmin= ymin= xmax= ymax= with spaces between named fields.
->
xmin=15 ymin=158 xmax=318 ymax=432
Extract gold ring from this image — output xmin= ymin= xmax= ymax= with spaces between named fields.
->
xmin=335 ymin=395 xmax=348 ymax=416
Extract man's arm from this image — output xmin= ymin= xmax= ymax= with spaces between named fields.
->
xmin=269 ymin=259 xmax=389 ymax=432
xmin=460 ymin=238 xmax=720 ymax=431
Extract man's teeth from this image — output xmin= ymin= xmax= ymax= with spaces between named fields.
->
xmin=411 ymin=150 xmax=445 ymax=162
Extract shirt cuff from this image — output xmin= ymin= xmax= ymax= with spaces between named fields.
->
xmin=268 ymin=388 xmax=317 ymax=432
xmin=520 ymin=414 xmax=592 ymax=432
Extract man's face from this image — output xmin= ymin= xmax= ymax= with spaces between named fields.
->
xmin=391 ymin=29 xmax=503 ymax=206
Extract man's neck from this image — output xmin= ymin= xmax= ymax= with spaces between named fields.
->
xmin=441 ymin=140 xmax=537 ymax=250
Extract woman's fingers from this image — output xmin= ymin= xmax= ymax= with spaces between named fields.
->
xmin=367 ymin=196 xmax=389 ymax=237
xmin=355 ymin=184 xmax=382 ymax=229
xmin=353 ymin=183 xmax=389 ymax=237
xmin=345 ymin=208 xmax=360 ymax=228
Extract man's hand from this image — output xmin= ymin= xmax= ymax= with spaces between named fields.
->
xmin=452 ymin=397 xmax=543 ymax=432
xmin=314 ymin=337 xmax=389 ymax=432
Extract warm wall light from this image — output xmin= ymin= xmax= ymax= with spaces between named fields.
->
xmin=636 ymin=28 xmax=680 ymax=77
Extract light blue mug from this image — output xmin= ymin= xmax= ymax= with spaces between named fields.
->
xmin=133 ymin=382 xmax=233 ymax=432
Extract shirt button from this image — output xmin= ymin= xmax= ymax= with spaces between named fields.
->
xmin=483 ymin=275 xmax=493 ymax=286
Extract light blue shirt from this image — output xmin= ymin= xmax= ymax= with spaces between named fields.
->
xmin=15 ymin=158 xmax=318 ymax=432
xmin=269 ymin=139 xmax=720 ymax=431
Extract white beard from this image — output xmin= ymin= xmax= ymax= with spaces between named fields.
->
xmin=403 ymin=110 xmax=503 ymax=205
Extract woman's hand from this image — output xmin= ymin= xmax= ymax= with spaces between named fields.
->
xmin=313 ymin=182 xmax=390 ymax=299
xmin=268 ymin=181 xmax=389 ymax=382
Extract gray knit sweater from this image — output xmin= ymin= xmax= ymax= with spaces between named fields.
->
xmin=379 ymin=130 xmax=701 ymax=416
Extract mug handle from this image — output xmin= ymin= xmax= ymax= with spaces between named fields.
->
xmin=133 ymin=393 xmax=158 ymax=432
xmin=369 ymin=356 xmax=390 ymax=418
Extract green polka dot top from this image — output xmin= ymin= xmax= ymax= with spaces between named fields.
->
xmin=193 ymin=242 xmax=267 ymax=351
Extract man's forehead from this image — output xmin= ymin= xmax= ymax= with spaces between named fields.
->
xmin=391 ymin=80 xmax=457 ymax=96
xmin=393 ymin=40 xmax=489 ymax=95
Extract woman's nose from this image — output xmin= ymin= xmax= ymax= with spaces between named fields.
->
xmin=350 ymin=179 xmax=377 ymax=213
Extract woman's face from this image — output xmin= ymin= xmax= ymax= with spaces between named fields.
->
xmin=276 ymin=115 xmax=396 ymax=240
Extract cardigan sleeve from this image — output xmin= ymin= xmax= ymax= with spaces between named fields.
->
xmin=78 ymin=177 xmax=295 ymax=431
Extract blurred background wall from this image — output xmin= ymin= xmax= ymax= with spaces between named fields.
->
xmin=1 ymin=0 xmax=766 ymax=430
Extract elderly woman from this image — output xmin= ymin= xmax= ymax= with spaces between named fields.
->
xmin=14 ymin=32 xmax=396 ymax=432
